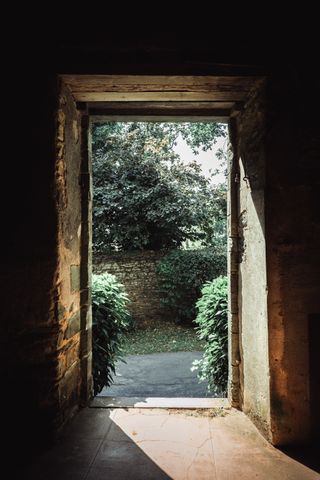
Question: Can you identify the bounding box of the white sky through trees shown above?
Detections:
[173,134,227,185]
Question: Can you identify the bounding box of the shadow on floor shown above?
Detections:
[279,441,320,474]
[15,408,172,480]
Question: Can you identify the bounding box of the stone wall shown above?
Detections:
[93,251,168,326]
[54,79,85,428]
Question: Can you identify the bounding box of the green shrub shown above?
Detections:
[192,276,228,395]
[92,273,132,395]
[157,248,226,324]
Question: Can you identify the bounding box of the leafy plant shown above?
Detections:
[92,273,133,395]
[157,249,226,324]
[192,276,228,395]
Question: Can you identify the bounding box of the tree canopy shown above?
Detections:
[92,122,227,253]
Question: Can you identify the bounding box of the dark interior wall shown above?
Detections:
[265,76,320,445]
[3,31,319,452]
[309,315,320,440]
[1,75,60,453]
[2,77,85,455]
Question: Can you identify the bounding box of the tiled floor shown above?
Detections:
[19,407,319,479]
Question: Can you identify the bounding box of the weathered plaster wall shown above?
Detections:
[93,251,167,326]
[235,84,271,440]
[265,77,320,444]
[234,76,320,446]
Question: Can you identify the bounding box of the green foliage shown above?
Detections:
[179,123,226,154]
[190,184,227,252]
[92,122,227,253]
[157,249,226,324]
[92,273,132,395]
[192,276,228,395]
[92,122,226,157]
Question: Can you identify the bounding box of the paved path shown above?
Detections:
[98,351,219,397]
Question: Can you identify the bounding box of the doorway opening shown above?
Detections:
[90,120,229,404]
[59,74,263,414]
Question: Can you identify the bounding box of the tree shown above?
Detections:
[92,122,227,253]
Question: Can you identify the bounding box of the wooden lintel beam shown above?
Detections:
[62,75,262,103]
[86,101,235,110]
[73,92,245,102]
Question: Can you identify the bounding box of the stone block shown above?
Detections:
[70,264,80,292]
[64,311,80,339]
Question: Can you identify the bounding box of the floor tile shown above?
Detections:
[61,406,115,439]
[208,410,319,480]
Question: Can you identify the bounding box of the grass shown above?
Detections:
[122,320,205,355]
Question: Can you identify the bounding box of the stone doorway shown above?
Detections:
[55,73,318,446]
[59,73,263,426]
[59,75,252,411]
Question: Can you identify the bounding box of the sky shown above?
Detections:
[173,134,228,185]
